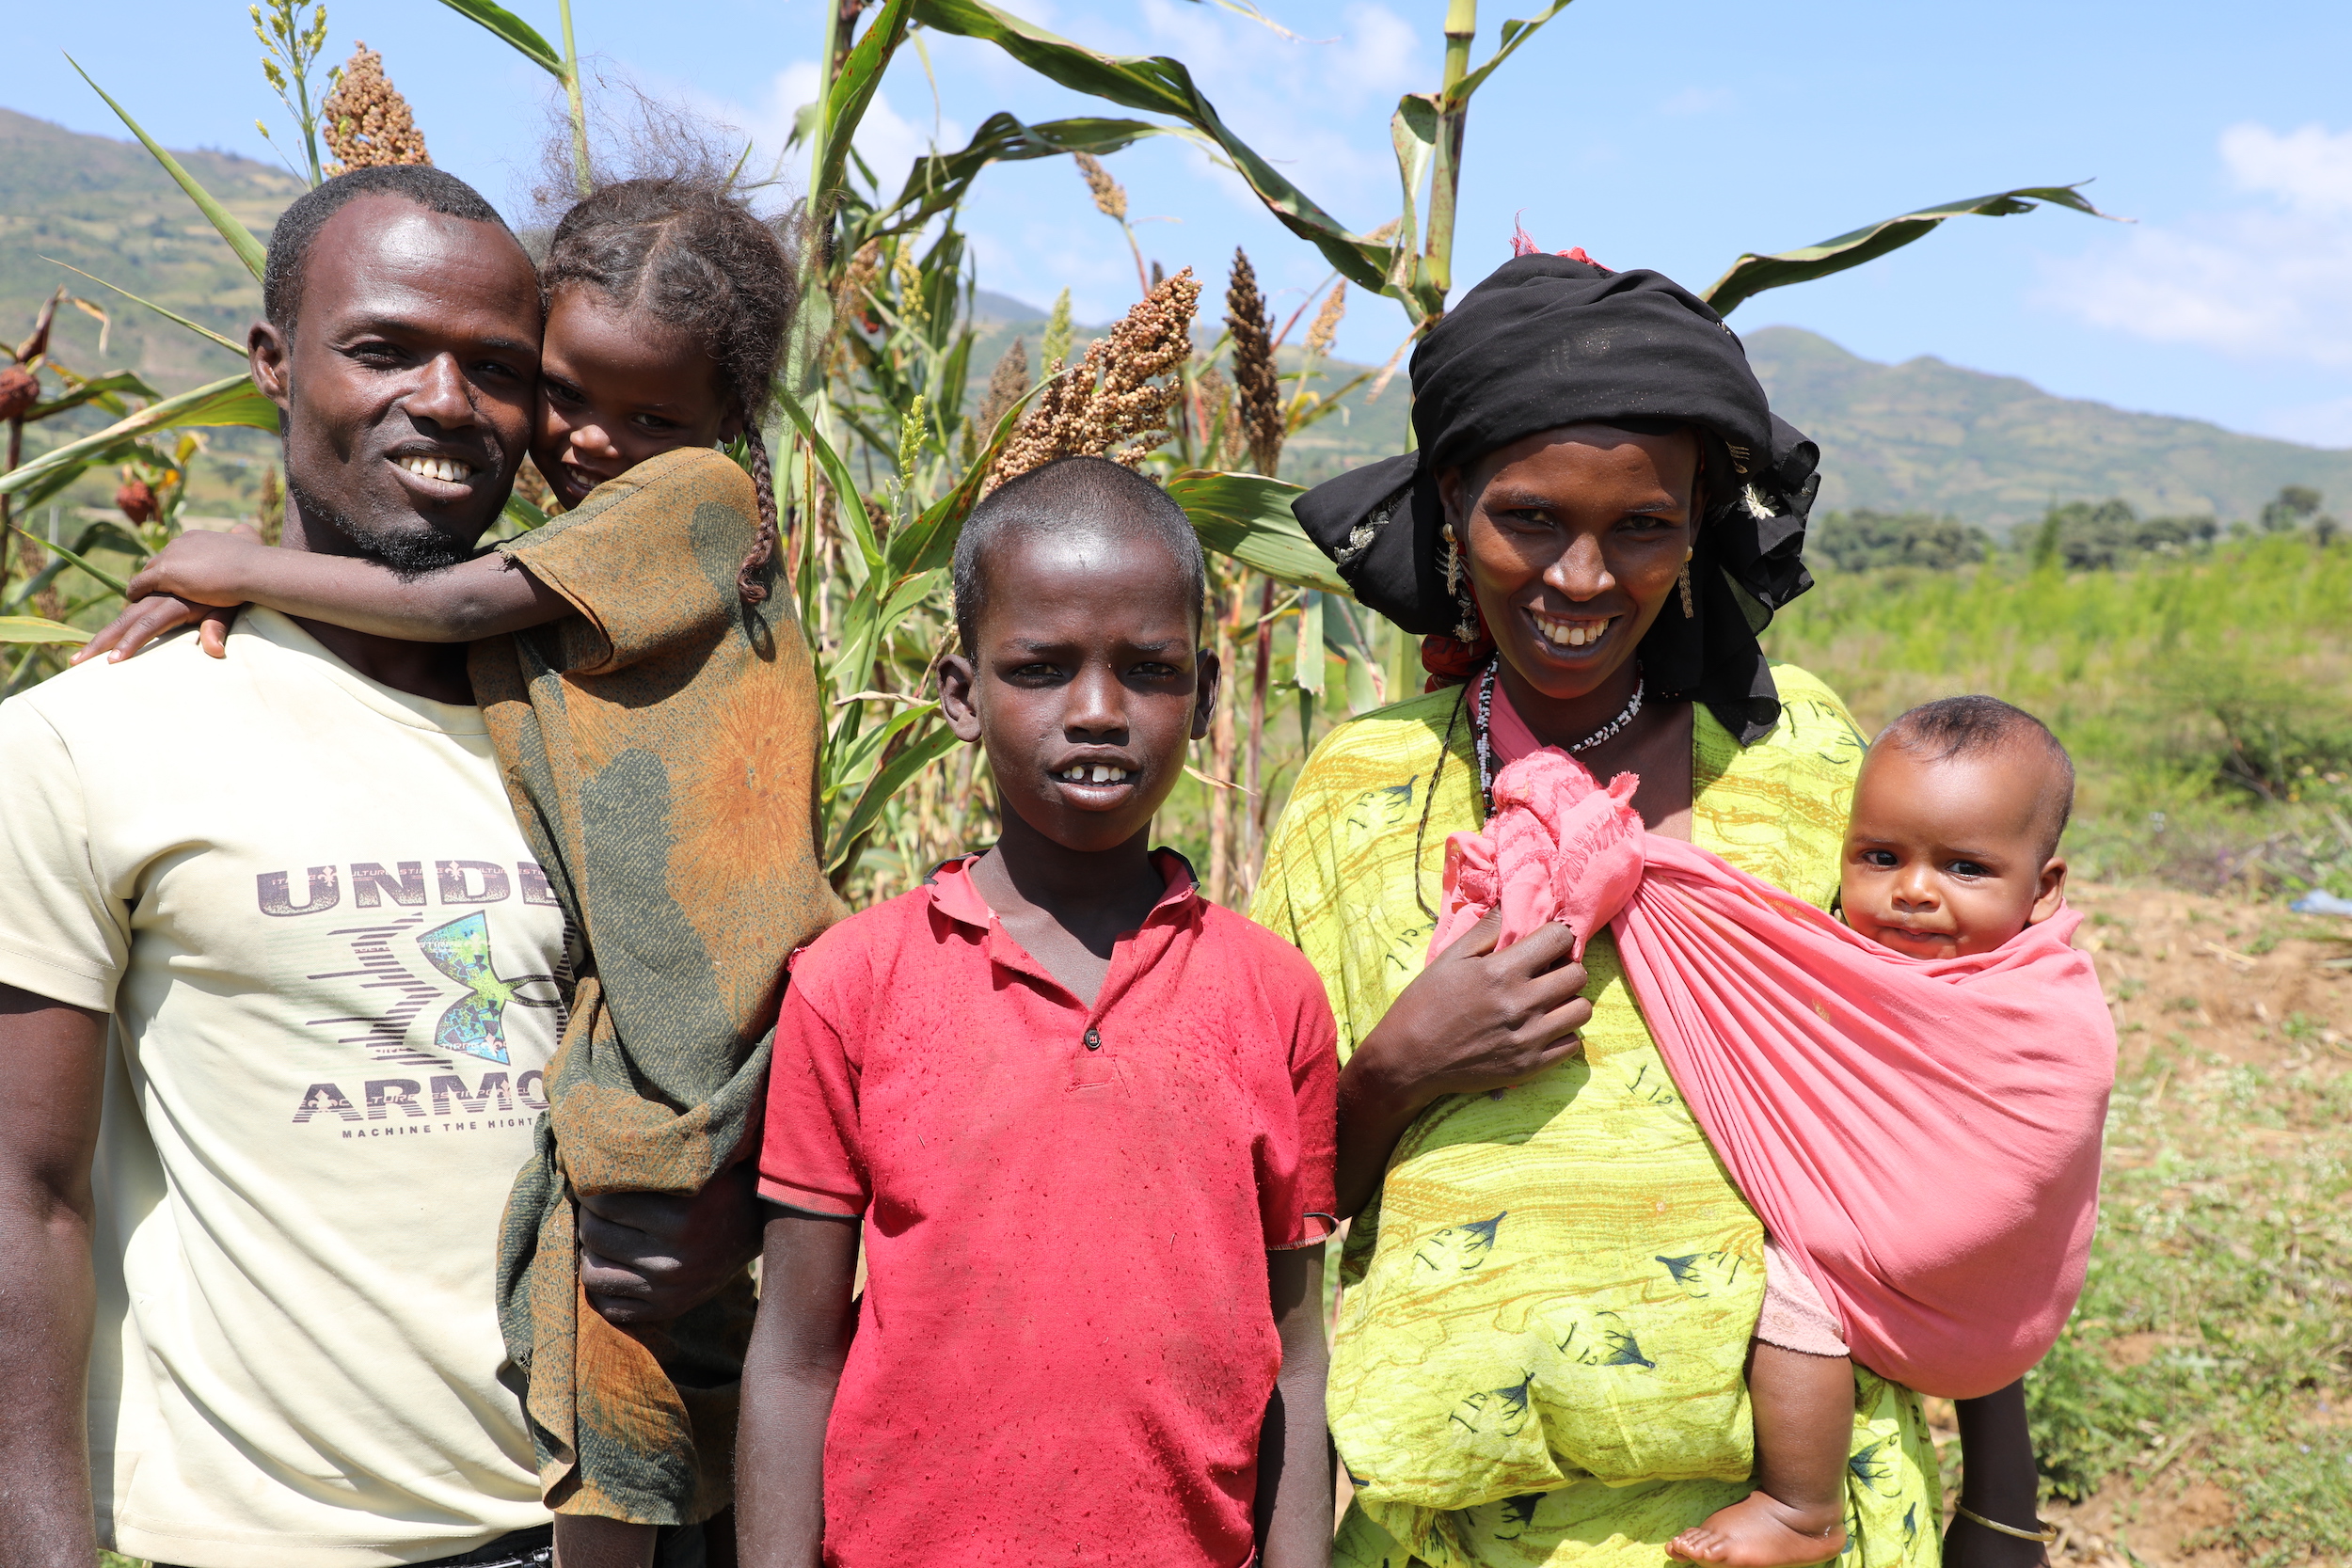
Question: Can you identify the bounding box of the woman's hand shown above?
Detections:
[1334,912,1594,1216]
[72,527,262,665]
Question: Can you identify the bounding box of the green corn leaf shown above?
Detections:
[500,492,548,532]
[8,526,129,597]
[825,715,962,875]
[1343,649,1379,715]
[774,384,882,573]
[912,0,1398,293]
[885,386,1037,579]
[858,112,1173,242]
[68,519,155,565]
[0,615,92,646]
[24,372,160,423]
[428,0,566,76]
[44,258,246,355]
[67,58,268,281]
[1448,0,1579,105]
[1295,590,1326,696]
[0,373,278,498]
[1705,184,2117,317]
[822,695,930,805]
[1165,469,1349,594]
[1387,94,1438,307]
[817,0,917,213]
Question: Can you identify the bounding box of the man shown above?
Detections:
[0,166,750,1568]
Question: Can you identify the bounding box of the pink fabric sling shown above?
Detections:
[1429,688,2116,1399]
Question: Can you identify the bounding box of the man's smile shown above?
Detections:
[393,453,476,484]
[385,445,491,503]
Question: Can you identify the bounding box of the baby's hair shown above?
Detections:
[951,456,1205,655]
[1875,695,2076,860]
[540,175,801,603]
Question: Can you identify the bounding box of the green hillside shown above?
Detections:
[1742,325,2352,533]
[0,107,294,520]
[0,106,291,393]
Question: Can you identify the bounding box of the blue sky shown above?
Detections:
[16,1,2352,447]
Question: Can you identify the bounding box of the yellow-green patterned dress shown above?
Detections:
[1250,665,1940,1568]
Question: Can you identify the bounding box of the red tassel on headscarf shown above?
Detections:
[1420,632,1494,691]
[1510,214,1609,271]
[1420,592,1494,690]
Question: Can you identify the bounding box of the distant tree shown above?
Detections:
[2132,513,2217,554]
[1809,509,1991,572]
[2259,484,2323,533]
[2042,499,2138,570]
[2317,513,2342,547]
[2018,499,2217,569]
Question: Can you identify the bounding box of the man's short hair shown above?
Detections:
[262,166,513,336]
[1875,694,2076,859]
[951,457,1207,654]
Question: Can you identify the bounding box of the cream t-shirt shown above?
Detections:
[0,608,567,1567]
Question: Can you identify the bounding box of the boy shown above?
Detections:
[736,457,1340,1568]
[1674,695,2077,1568]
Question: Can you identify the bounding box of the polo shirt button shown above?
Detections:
[1084,1028,1102,1051]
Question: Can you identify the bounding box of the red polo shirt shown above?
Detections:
[759,850,1339,1568]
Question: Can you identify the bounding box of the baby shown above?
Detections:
[1672,694,2075,1568]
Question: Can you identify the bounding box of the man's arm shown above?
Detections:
[1947,1379,2051,1568]
[735,1207,860,1568]
[0,984,108,1568]
[76,530,570,664]
[1256,1246,1333,1568]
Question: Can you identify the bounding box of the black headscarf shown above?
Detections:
[1293,254,1821,744]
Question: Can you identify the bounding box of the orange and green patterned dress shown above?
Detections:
[1252,664,1942,1568]
[472,447,840,1527]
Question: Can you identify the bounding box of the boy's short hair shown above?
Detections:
[951,457,1207,654]
[1875,695,2076,861]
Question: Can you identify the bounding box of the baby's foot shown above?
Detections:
[1666,1489,1847,1567]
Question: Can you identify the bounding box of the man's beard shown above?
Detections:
[284,469,479,579]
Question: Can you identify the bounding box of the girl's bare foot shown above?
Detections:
[1667,1489,1846,1567]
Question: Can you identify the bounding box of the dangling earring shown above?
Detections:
[1677,546,1695,619]
[1442,520,1479,641]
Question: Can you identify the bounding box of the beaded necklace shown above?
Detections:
[1471,657,1645,806]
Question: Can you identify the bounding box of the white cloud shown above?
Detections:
[1660,86,1736,117]
[1328,4,1425,103]
[2221,121,2352,214]
[2041,121,2352,367]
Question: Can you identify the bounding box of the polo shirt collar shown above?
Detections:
[924,848,1200,936]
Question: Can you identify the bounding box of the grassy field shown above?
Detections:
[1762,534,2352,902]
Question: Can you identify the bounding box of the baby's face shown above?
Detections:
[1840,744,2068,959]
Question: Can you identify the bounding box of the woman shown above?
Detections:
[1257,255,2037,1567]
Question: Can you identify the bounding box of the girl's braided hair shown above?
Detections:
[539,176,801,603]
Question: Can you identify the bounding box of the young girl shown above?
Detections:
[80,170,839,1568]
